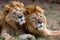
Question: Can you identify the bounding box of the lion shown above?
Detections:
[24,5,60,39]
[1,1,36,40]
[24,5,47,36]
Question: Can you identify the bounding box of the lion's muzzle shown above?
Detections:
[37,21,44,30]
[17,16,26,25]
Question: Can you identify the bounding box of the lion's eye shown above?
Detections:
[33,17,36,21]
[20,10,22,11]
[13,13,16,16]
[13,13,16,14]
[40,16,42,17]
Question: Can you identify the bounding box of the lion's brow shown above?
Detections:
[35,13,40,16]
[14,7,21,11]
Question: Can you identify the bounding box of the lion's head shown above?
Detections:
[1,1,26,37]
[24,5,47,36]
[25,5,46,30]
[6,7,25,25]
[4,1,25,25]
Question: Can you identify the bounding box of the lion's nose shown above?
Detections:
[38,21,42,24]
[18,16,23,18]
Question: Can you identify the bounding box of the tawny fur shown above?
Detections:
[1,1,36,40]
[1,1,25,34]
[24,5,60,38]
[1,1,25,40]
[1,1,25,32]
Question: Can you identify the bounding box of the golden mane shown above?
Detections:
[24,5,46,36]
[1,2,36,40]
[25,5,60,39]
[24,5,44,16]
[1,1,24,40]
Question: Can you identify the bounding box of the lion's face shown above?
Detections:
[7,6,25,25]
[27,12,46,31]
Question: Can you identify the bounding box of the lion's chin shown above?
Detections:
[17,17,26,25]
[19,20,25,25]
[37,27,43,30]
[37,23,44,30]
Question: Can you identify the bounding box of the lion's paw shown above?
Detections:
[1,33,15,40]
[19,34,36,40]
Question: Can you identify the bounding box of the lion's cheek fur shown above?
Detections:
[25,20,44,36]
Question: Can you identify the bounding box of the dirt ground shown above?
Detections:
[0,0,60,40]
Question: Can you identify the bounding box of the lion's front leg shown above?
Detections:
[1,27,15,40]
[19,34,36,40]
[1,33,15,40]
[27,34,36,40]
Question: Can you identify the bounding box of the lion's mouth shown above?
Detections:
[19,20,25,25]
[37,21,44,30]
[18,16,26,25]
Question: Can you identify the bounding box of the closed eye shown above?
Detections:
[13,13,16,16]
[13,13,16,14]
[33,17,36,21]
[20,10,23,12]
[40,16,42,17]
[20,10,22,11]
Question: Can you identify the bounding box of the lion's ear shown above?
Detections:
[24,9,29,16]
[24,7,32,16]
[4,5,11,15]
[24,5,36,16]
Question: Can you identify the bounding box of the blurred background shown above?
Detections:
[0,0,60,40]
